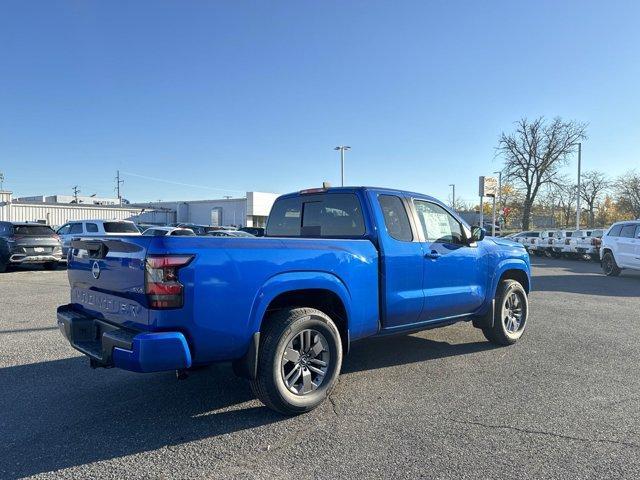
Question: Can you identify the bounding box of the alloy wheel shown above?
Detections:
[280,329,330,395]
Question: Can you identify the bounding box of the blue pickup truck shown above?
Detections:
[57,187,531,414]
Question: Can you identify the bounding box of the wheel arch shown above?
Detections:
[233,272,352,380]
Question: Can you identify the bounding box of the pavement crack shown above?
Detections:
[446,418,639,449]
[327,395,339,416]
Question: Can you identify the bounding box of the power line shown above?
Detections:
[120,171,245,193]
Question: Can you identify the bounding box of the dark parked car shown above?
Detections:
[175,223,220,235]
[239,227,265,237]
[0,222,64,272]
[208,230,255,237]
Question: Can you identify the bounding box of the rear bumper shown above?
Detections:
[56,304,192,373]
[9,253,64,264]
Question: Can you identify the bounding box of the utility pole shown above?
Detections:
[493,170,502,236]
[72,185,81,203]
[576,142,582,229]
[334,146,351,187]
[115,170,124,206]
[449,184,456,210]
[0,172,4,191]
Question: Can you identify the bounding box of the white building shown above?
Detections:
[132,191,279,228]
[0,191,173,226]
[16,194,121,206]
[1,190,279,229]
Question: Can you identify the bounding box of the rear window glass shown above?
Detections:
[530,232,540,237]
[620,224,637,238]
[379,195,413,242]
[267,193,365,238]
[607,225,622,237]
[103,222,139,233]
[13,225,55,236]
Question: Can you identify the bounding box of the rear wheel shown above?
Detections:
[602,252,621,276]
[481,280,529,346]
[250,307,343,415]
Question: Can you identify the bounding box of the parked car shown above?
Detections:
[527,231,555,256]
[574,229,604,260]
[0,222,64,272]
[57,186,531,415]
[142,227,196,237]
[135,223,158,233]
[239,227,265,237]
[175,223,220,235]
[57,220,140,255]
[208,230,255,237]
[550,230,574,258]
[600,221,640,276]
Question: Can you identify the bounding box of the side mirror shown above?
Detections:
[471,226,486,243]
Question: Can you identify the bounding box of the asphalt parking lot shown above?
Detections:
[1,259,639,479]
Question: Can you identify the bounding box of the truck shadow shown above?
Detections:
[0,334,489,478]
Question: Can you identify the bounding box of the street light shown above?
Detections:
[334,146,351,187]
[576,142,582,230]
[492,170,502,236]
[449,184,456,210]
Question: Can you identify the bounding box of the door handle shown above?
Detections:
[425,251,440,259]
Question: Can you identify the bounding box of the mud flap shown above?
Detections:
[232,332,260,380]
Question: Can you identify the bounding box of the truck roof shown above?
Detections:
[280,186,442,204]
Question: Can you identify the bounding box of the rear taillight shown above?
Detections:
[145,255,193,309]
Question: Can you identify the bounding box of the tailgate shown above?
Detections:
[67,237,153,329]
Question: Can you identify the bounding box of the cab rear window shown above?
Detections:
[103,222,139,233]
[267,193,365,238]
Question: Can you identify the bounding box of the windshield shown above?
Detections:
[103,222,139,233]
[13,225,55,236]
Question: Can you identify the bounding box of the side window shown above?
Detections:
[414,200,463,244]
[85,223,98,233]
[635,225,640,238]
[69,223,83,234]
[57,224,70,235]
[0,223,10,235]
[620,225,636,238]
[607,225,622,237]
[378,195,413,242]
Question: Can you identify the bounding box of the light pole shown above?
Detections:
[334,146,351,187]
[492,170,502,236]
[0,172,4,191]
[449,184,456,210]
[576,142,582,230]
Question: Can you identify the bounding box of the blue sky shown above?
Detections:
[1,0,639,203]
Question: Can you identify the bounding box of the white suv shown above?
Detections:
[57,220,141,255]
[600,221,640,276]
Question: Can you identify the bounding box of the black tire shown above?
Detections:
[602,252,621,276]
[481,280,529,346]
[43,262,58,271]
[0,260,6,273]
[250,307,343,415]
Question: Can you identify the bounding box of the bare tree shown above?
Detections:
[615,170,640,219]
[497,117,587,230]
[579,171,610,227]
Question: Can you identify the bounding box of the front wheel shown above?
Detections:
[250,307,343,415]
[602,252,621,276]
[482,280,529,346]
